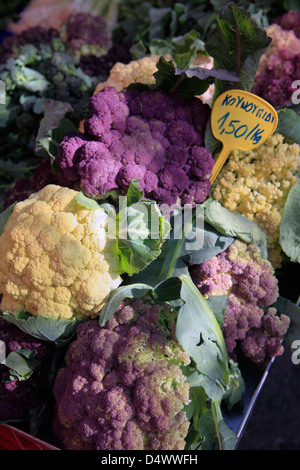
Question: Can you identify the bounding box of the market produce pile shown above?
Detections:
[1,0,300,452]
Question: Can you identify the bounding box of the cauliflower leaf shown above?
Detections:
[280,178,300,263]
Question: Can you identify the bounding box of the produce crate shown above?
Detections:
[0,424,60,450]
[0,355,274,451]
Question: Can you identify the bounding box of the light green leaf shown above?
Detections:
[4,349,40,381]
[117,182,170,276]
[1,311,81,343]
[280,179,300,263]
[35,99,75,157]
[175,274,229,397]
[203,198,268,258]
[99,283,153,326]
[277,108,300,145]
[75,192,100,210]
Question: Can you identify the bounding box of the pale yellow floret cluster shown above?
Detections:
[0,184,122,320]
[93,54,215,106]
[211,134,300,268]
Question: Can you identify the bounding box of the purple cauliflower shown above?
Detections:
[61,12,111,57]
[52,298,191,450]
[55,86,213,207]
[0,317,54,422]
[79,44,133,78]
[251,23,300,107]
[276,10,300,39]
[190,240,290,368]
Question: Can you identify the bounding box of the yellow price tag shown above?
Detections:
[210,90,278,183]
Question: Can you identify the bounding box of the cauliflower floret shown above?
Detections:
[0,184,122,320]
[52,298,191,450]
[190,240,290,368]
[211,134,300,268]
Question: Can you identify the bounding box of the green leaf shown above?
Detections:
[196,403,237,450]
[0,203,15,236]
[280,179,300,263]
[205,2,271,100]
[99,283,154,326]
[206,294,228,326]
[117,183,170,276]
[153,57,210,98]
[4,349,40,381]
[203,198,268,258]
[11,65,49,93]
[175,274,229,399]
[272,296,300,347]
[130,205,235,287]
[277,108,300,145]
[75,192,100,210]
[35,99,76,157]
[125,179,144,206]
[1,311,81,343]
[171,29,205,69]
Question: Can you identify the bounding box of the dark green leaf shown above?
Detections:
[0,203,15,236]
[205,2,271,100]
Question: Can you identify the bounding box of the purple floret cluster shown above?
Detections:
[52,298,191,450]
[251,19,300,107]
[0,26,60,63]
[276,10,300,39]
[55,86,213,207]
[0,317,54,422]
[61,12,111,56]
[190,240,290,368]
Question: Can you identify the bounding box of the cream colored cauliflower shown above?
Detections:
[0,185,122,320]
[211,133,300,268]
[93,53,215,106]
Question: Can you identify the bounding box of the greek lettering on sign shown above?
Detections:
[210,89,278,183]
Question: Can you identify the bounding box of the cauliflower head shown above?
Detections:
[0,184,122,320]
[56,86,213,207]
[251,23,300,106]
[190,240,290,368]
[211,133,300,268]
[52,297,191,450]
